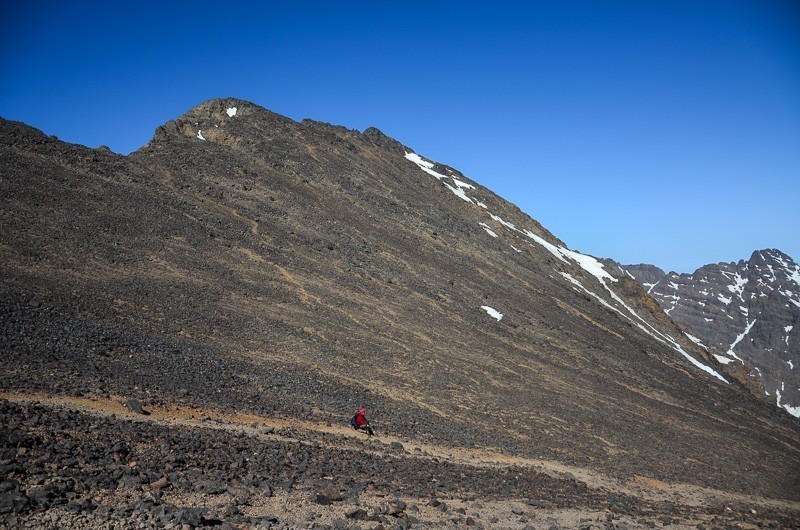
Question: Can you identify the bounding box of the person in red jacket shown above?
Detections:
[350,408,375,436]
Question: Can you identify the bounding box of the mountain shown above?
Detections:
[1,99,799,527]
[605,251,800,418]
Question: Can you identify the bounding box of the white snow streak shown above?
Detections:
[714,354,735,365]
[481,306,503,321]
[489,214,518,232]
[226,107,237,117]
[727,319,756,361]
[196,130,206,140]
[559,272,728,383]
[684,332,708,351]
[717,294,732,305]
[479,223,498,238]
[405,151,474,203]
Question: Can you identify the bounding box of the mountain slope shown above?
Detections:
[2,97,799,516]
[606,251,800,417]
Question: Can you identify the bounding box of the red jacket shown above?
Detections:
[354,409,368,427]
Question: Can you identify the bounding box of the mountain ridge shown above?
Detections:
[1,98,799,527]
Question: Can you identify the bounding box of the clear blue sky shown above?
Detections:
[2,1,798,273]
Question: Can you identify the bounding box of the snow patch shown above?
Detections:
[489,214,518,232]
[776,389,800,418]
[226,106,237,117]
[404,152,434,170]
[196,130,206,140]
[714,354,735,365]
[524,230,568,263]
[481,306,503,321]
[727,273,748,300]
[479,223,498,238]
[717,293,732,305]
[684,332,708,350]
[452,177,475,190]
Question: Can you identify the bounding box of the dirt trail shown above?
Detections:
[3,390,798,516]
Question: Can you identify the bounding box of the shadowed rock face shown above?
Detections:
[607,251,800,416]
[1,98,799,508]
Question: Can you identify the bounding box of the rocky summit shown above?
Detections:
[1,98,799,529]
[605,250,800,418]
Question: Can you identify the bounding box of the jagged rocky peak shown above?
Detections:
[608,249,800,418]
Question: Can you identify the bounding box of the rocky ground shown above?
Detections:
[2,395,799,530]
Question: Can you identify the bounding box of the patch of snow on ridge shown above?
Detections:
[479,223,498,238]
[197,130,206,140]
[444,182,473,203]
[714,354,735,365]
[776,389,800,418]
[226,106,237,117]
[404,151,434,170]
[560,248,616,284]
[489,214,518,232]
[523,230,568,263]
[481,306,503,321]
[405,151,474,203]
[452,177,475,189]
[717,293,732,305]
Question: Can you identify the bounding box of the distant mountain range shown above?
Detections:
[604,250,799,417]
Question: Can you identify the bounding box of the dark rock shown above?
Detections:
[311,492,331,505]
[0,481,18,494]
[27,485,57,508]
[174,507,208,526]
[345,507,367,520]
[0,491,29,514]
[386,499,406,516]
[125,399,149,415]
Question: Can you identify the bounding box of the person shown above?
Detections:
[350,408,375,436]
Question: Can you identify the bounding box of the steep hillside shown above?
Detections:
[606,251,800,417]
[2,99,799,527]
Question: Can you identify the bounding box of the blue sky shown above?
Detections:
[2,1,798,272]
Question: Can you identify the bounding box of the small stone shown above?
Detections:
[311,493,331,506]
[148,477,169,490]
[126,399,150,415]
[345,507,367,520]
